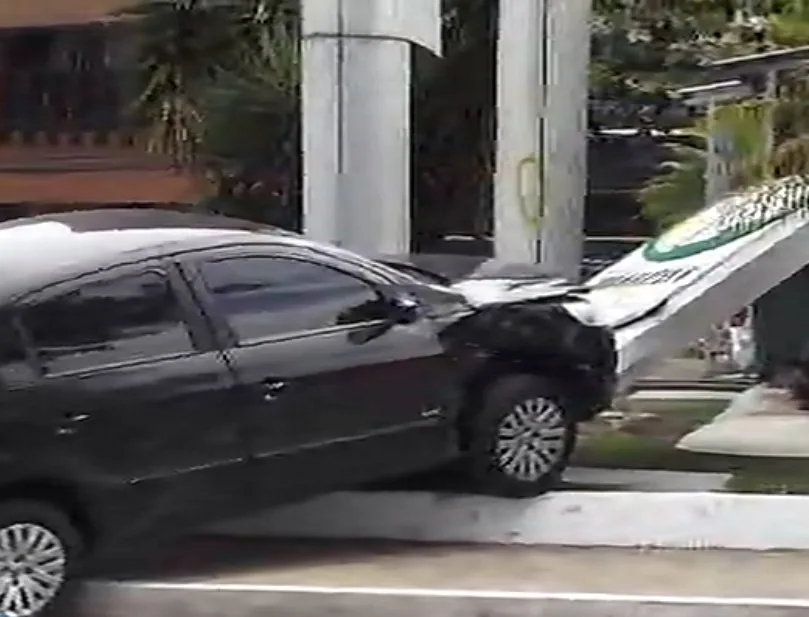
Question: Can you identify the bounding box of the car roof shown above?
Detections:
[0,208,307,301]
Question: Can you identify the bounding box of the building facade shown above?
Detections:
[0,1,196,220]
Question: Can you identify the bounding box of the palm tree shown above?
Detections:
[122,0,246,165]
[124,0,296,166]
[640,91,809,231]
[639,142,707,230]
[197,2,301,224]
[638,0,809,231]
[123,0,300,226]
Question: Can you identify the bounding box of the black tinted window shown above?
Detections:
[0,317,35,386]
[200,256,382,342]
[22,270,193,375]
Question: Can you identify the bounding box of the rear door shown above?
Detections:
[180,245,456,500]
[3,260,251,529]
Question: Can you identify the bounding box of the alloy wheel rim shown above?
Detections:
[0,523,66,617]
[494,396,567,482]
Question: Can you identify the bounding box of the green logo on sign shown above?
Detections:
[643,183,805,262]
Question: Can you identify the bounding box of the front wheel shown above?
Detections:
[465,374,578,498]
[0,500,83,617]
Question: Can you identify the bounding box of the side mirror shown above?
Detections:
[387,294,421,324]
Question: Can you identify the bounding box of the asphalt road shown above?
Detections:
[94,535,809,599]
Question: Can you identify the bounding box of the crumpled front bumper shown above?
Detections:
[566,322,618,420]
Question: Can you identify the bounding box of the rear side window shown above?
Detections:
[20,270,194,376]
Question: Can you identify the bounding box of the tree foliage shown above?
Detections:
[125,0,300,222]
[631,0,809,229]
[123,0,245,164]
[125,0,809,234]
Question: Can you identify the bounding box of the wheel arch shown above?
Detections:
[444,302,615,441]
[454,350,585,451]
[0,477,97,554]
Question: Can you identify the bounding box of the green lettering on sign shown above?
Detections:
[643,184,806,262]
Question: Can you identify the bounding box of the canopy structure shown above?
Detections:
[588,178,809,388]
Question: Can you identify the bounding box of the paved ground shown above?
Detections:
[641,357,711,382]
[97,536,809,599]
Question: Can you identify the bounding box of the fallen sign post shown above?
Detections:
[584,177,809,394]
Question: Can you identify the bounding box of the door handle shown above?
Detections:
[56,413,90,436]
[262,381,287,402]
[64,413,90,424]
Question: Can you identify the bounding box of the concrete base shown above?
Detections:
[212,490,809,550]
[677,385,809,456]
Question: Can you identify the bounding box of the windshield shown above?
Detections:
[375,260,452,286]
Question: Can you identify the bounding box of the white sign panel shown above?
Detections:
[584,178,809,389]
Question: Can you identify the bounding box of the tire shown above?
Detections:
[465,374,577,498]
[0,500,84,617]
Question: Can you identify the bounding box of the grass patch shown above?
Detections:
[573,398,809,494]
[573,431,731,472]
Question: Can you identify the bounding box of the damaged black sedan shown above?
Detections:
[0,209,616,615]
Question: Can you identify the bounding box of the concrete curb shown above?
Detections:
[76,582,809,617]
[213,490,809,550]
[630,388,738,401]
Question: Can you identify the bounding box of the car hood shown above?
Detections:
[449,276,600,326]
[377,254,602,325]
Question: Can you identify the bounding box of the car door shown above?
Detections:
[181,246,457,501]
[7,260,250,531]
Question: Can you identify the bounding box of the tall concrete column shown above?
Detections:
[538,0,591,281]
[493,0,543,263]
[300,0,441,255]
[494,0,591,279]
[300,0,341,246]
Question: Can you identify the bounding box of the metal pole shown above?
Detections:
[705,97,720,206]
[763,69,777,165]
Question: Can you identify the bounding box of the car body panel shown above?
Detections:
[0,209,617,554]
[176,243,458,505]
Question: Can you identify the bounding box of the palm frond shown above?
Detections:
[639,143,707,230]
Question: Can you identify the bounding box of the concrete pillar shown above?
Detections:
[300,0,342,247]
[300,0,441,255]
[494,0,591,279]
[538,0,591,280]
[493,0,543,263]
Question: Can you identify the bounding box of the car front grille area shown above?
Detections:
[565,318,618,378]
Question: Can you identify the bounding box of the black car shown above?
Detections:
[0,209,616,616]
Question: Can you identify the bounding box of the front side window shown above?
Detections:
[21,269,193,375]
[200,256,383,342]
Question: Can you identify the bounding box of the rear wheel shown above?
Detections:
[0,500,83,617]
[465,374,577,498]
